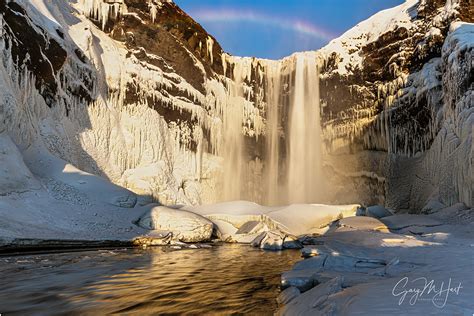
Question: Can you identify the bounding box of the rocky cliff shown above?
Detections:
[0,0,472,211]
[318,0,473,210]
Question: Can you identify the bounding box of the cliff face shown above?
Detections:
[0,0,472,210]
[317,0,473,210]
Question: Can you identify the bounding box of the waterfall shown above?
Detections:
[264,62,282,205]
[220,53,322,205]
[263,52,323,205]
[286,52,322,203]
[221,60,248,201]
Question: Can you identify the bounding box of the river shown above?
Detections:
[0,244,301,315]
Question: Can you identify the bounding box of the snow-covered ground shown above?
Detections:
[277,207,474,315]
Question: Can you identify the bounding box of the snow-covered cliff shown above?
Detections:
[0,0,472,212]
[317,0,473,210]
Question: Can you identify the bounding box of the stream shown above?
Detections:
[0,244,301,315]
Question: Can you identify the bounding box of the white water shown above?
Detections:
[220,53,323,205]
[286,53,323,203]
[264,62,282,205]
[221,60,248,201]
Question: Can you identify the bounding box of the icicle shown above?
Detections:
[206,36,214,65]
[149,0,158,23]
[221,53,227,77]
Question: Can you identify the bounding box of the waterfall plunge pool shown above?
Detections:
[0,244,301,314]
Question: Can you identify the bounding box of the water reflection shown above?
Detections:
[0,244,300,315]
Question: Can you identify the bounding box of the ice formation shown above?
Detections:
[0,0,471,210]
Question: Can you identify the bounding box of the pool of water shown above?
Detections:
[0,244,301,315]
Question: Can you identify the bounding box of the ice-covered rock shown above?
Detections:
[277,277,343,315]
[301,246,321,258]
[236,221,264,234]
[266,204,359,235]
[259,230,285,250]
[281,269,320,292]
[338,216,388,231]
[136,205,214,242]
[380,214,443,230]
[293,255,328,270]
[365,205,393,218]
[0,133,41,195]
[282,235,303,249]
[277,286,300,305]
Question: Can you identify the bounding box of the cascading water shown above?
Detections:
[221,59,253,201]
[286,52,323,203]
[219,52,323,205]
[264,62,282,205]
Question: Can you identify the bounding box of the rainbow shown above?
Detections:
[190,9,337,41]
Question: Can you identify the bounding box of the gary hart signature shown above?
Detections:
[392,277,463,308]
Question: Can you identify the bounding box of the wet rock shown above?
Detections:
[277,286,300,305]
[136,205,213,242]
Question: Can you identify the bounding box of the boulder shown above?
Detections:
[136,205,213,242]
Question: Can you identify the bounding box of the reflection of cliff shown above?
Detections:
[0,0,471,210]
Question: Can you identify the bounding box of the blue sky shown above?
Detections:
[174,0,403,59]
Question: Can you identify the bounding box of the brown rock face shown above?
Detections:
[317,0,472,208]
[0,1,66,107]
[0,0,94,114]
[102,0,225,93]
